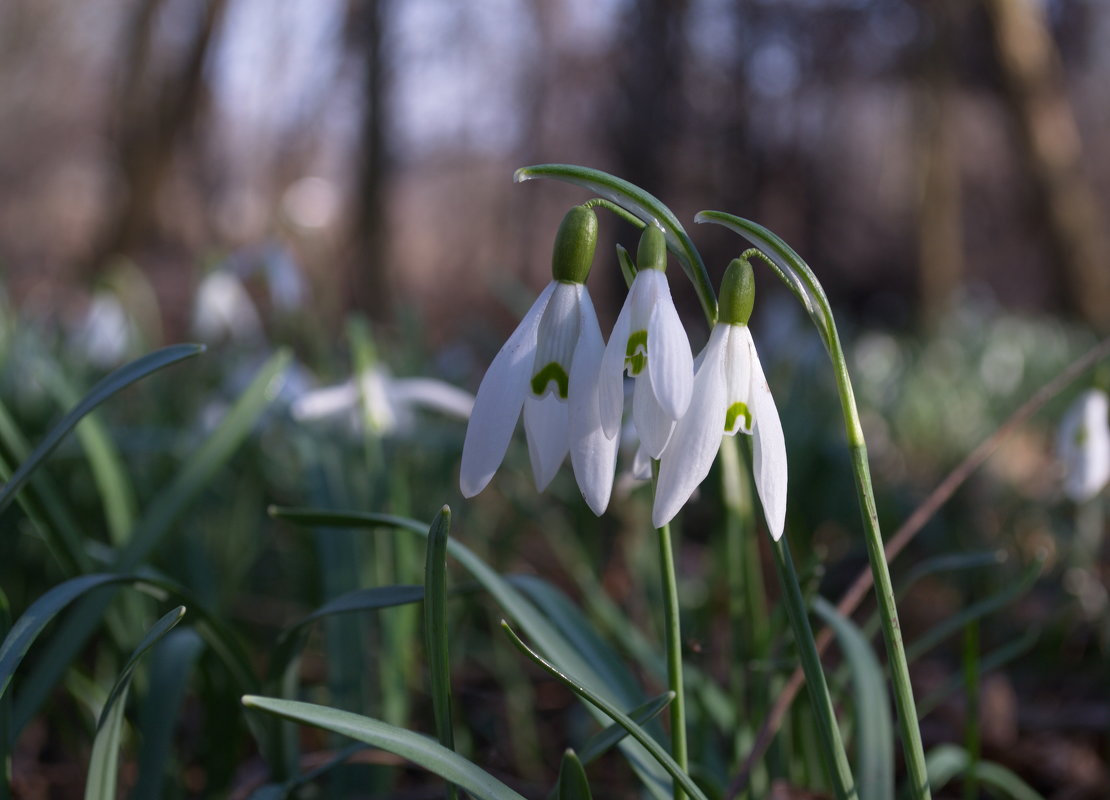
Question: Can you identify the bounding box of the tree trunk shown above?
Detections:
[984,0,1110,331]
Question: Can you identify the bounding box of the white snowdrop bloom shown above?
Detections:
[191,270,263,343]
[1057,388,1110,502]
[291,367,473,437]
[460,207,618,514]
[654,258,787,538]
[71,291,139,368]
[598,225,694,458]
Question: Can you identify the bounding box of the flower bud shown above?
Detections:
[636,224,667,272]
[551,206,598,284]
[718,257,755,326]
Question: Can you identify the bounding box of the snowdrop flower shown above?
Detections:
[460,207,618,514]
[191,270,264,343]
[1057,388,1110,502]
[599,225,694,458]
[654,258,787,538]
[292,366,474,436]
[70,291,139,368]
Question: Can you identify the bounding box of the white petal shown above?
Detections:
[652,324,729,528]
[644,272,694,419]
[1058,389,1110,501]
[291,380,359,421]
[524,393,570,491]
[389,378,475,420]
[748,334,788,540]
[723,327,753,434]
[459,282,555,497]
[631,444,652,481]
[569,290,618,514]
[599,294,633,439]
[633,376,676,459]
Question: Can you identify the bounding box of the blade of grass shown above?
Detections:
[925,745,1045,800]
[0,344,203,515]
[557,749,593,800]
[812,598,894,800]
[12,351,289,733]
[132,627,205,799]
[271,506,674,800]
[424,506,457,800]
[500,621,709,800]
[577,693,674,766]
[84,606,186,800]
[242,696,530,800]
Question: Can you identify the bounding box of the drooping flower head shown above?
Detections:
[599,225,694,459]
[1057,388,1110,503]
[460,206,618,514]
[654,257,787,538]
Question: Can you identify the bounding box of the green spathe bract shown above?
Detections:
[718,257,755,326]
[552,206,599,284]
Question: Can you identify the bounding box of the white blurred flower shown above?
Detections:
[191,271,263,343]
[1057,388,1110,502]
[292,366,473,437]
[70,291,139,368]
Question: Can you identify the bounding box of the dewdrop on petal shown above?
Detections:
[460,207,618,514]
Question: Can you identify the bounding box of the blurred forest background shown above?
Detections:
[2,0,1108,342]
[2,1,1110,798]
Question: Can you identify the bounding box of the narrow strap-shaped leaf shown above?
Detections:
[515,164,717,325]
[12,351,289,733]
[84,606,186,800]
[576,692,673,766]
[906,557,1044,662]
[924,745,1044,800]
[0,588,10,800]
[557,749,593,800]
[812,598,894,800]
[241,696,529,800]
[424,505,457,800]
[500,622,709,800]
[132,628,205,799]
[270,506,673,800]
[0,344,203,515]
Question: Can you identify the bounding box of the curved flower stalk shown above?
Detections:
[654,258,786,537]
[1057,388,1110,502]
[459,207,618,514]
[599,226,694,458]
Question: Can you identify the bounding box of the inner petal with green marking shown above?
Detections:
[624,330,648,376]
[724,401,752,434]
[531,361,570,399]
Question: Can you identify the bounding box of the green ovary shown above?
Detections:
[531,362,570,399]
[625,330,648,376]
[724,401,751,433]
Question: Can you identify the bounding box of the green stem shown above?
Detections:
[698,213,933,800]
[962,619,980,800]
[770,538,857,800]
[652,463,689,800]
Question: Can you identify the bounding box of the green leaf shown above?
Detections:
[812,598,894,800]
[40,366,138,546]
[906,557,1044,663]
[925,744,1044,800]
[515,164,717,324]
[242,696,529,800]
[270,506,673,800]
[424,506,457,778]
[576,692,673,766]
[557,749,593,800]
[0,574,141,700]
[0,344,203,516]
[500,621,709,800]
[13,351,289,733]
[84,606,186,800]
[132,628,205,799]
